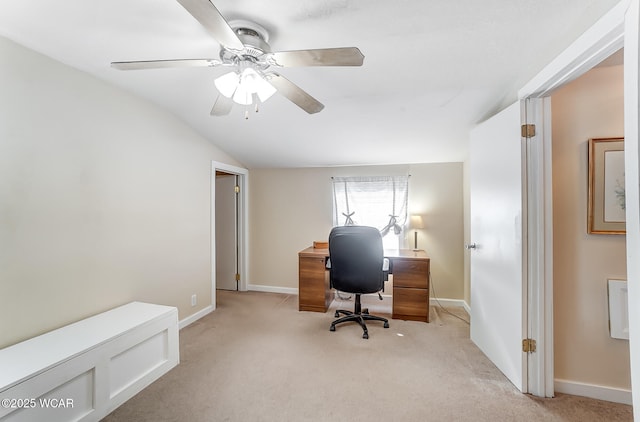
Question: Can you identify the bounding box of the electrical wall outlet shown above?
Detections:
[191,294,197,307]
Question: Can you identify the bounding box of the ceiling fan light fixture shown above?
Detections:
[216,67,277,106]
[214,71,240,98]
[111,1,363,116]
[251,72,277,102]
[232,84,253,105]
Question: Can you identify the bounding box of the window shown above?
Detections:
[332,176,409,249]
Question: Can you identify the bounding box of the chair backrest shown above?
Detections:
[328,226,385,294]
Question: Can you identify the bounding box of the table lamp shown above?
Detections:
[410,215,424,250]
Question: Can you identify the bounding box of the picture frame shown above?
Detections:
[588,137,626,234]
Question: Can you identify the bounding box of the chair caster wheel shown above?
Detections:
[330,325,336,332]
[362,332,369,339]
[334,311,340,318]
[384,322,390,328]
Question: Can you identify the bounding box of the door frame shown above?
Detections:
[517,0,631,399]
[519,96,552,397]
[211,161,249,309]
[623,0,640,411]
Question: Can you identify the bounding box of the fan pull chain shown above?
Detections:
[244,92,250,119]
[244,95,261,120]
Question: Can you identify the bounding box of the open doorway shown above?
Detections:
[211,162,248,309]
[548,49,631,403]
[215,171,239,291]
[515,0,637,401]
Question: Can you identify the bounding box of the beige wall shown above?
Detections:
[0,37,243,348]
[248,163,464,299]
[551,64,630,389]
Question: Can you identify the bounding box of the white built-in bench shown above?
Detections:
[0,302,179,422]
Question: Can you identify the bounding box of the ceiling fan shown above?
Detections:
[111,0,364,117]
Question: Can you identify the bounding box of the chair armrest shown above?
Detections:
[383,258,390,282]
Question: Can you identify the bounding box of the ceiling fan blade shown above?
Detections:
[111,59,221,70]
[267,73,324,114]
[176,0,244,50]
[268,47,364,67]
[211,95,234,116]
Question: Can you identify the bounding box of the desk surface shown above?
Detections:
[298,247,428,261]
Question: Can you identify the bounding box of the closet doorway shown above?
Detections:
[212,162,248,308]
[548,49,631,402]
[215,171,239,291]
[517,1,634,397]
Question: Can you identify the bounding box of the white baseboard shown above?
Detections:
[244,286,470,315]
[179,305,214,330]
[430,297,469,312]
[179,285,301,329]
[247,284,298,295]
[554,379,632,405]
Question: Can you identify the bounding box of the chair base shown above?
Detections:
[329,294,389,339]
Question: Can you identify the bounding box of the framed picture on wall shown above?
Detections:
[588,137,625,234]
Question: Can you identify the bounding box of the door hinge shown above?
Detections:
[521,124,536,138]
[522,338,537,353]
[235,273,240,281]
[234,185,240,193]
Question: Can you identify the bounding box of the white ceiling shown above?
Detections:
[0,0,622,168]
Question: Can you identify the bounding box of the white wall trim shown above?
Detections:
[462,300,471,316]
[245,285,471,311]
[247,284,299,295]
[554,379,632,405]
[212,162,249,176]
[430,297,469,311]
[623,0,640,411]
[178,305,214,330]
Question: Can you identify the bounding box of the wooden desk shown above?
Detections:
[298,247,333,313]
[297,247,431,322]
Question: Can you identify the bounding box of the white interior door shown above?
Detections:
[623,0,640,411]
[469,101,527,392]
[215,174,238,291]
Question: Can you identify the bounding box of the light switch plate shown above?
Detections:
[608,279,629,340]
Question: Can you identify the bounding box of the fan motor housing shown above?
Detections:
[224,20,272,59]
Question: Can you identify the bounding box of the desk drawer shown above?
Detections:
[393,287,429,322]
[392,259,429,289]
[298,256,332,312]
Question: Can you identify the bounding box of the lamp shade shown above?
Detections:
[410,215,424,229]
[214,71,240,98]
[214,68,277,106]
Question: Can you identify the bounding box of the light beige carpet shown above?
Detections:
[103,291,633,421]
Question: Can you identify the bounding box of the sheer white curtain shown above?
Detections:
[332,176,409,249]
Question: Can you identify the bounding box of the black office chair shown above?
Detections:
[328,225,390,339]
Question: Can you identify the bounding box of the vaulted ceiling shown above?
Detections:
[0,0,622,168]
